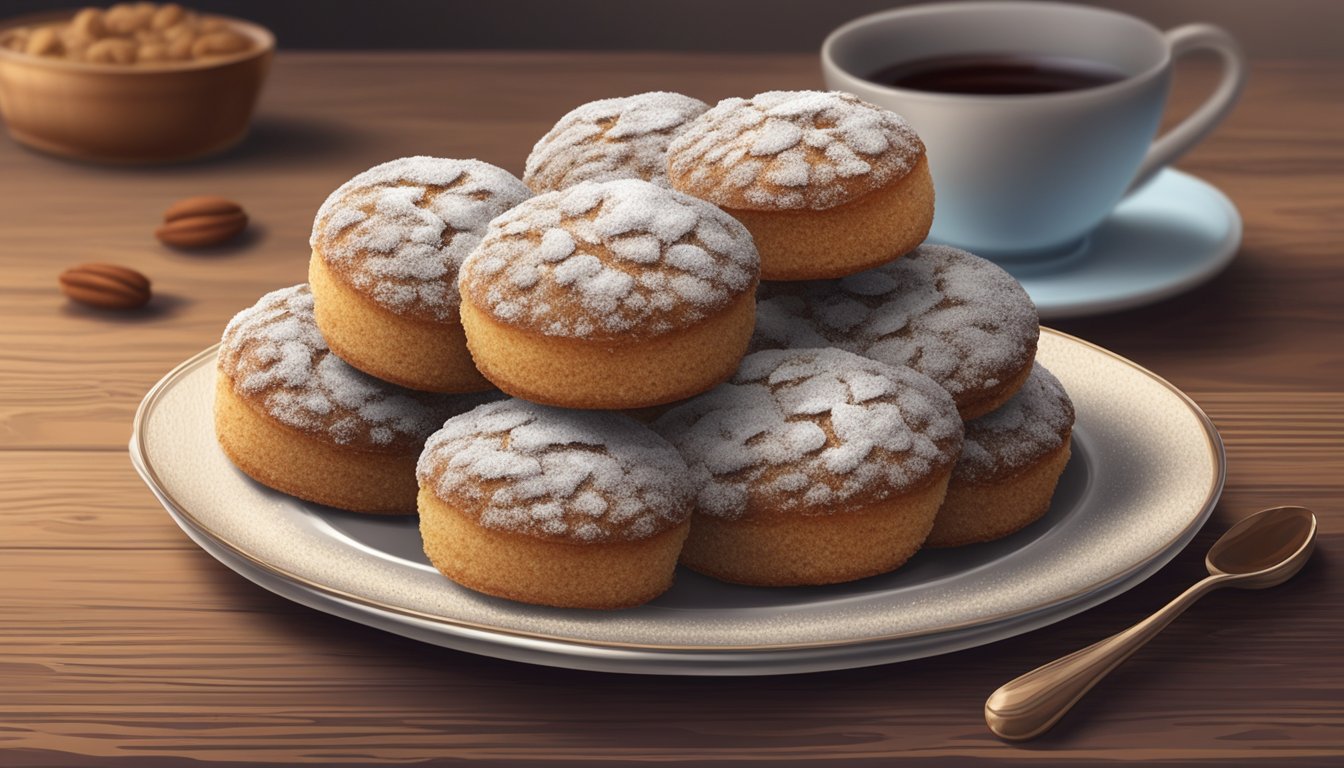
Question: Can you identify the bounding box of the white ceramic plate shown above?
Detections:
[130,328,1224,675]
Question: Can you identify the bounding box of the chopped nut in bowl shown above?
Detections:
[0,3,273,163]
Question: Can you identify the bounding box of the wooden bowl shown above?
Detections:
[0,12,273,164]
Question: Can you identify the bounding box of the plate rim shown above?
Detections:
[142,495,1207,676]
[131,327,1225,654]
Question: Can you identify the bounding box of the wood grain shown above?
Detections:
[0,53,1341,766]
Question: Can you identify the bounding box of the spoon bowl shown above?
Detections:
[1206,505,1317,588]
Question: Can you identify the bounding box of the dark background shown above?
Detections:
[2,0,1341,57]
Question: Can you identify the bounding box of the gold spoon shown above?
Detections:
[985,505,1317,742]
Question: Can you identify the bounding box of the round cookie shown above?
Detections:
[215,284,495,514]
[927,363,1075,547]
[524,91,710,192]
[459,178,760,410]
[416,399,692,609]
[653,347,963,586]
[753,243,1039,420]
[666,90,932,280]
[309,156,531,393]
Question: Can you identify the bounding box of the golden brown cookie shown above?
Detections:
[654,347,963,586]
[524,91,709,192]
[459,178,759,409]
[309,156,530,393]
[667,90,931,280]
[753,244,1039,420]
[927,363,1075,547]
[215,284,495,514]
[416,399,692,609]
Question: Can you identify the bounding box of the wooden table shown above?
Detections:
[1,53,1340,767]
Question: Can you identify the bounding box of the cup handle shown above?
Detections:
[1127,23,1247,193]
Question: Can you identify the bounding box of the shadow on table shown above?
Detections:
[59,291,193,322]
[1052,245,1290,361]
[151,220,270,260]
[9,114,368,173]
[207,114,369,168]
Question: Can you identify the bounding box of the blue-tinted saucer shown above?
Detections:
[935,169,1242,320]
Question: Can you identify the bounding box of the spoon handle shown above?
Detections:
[985,574,1232,741]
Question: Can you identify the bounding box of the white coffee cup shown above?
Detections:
[822,1,1246,259]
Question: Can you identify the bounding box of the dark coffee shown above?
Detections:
[867,54,1127,95]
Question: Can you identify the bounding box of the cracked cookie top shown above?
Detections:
[460,178,758,340]
[956,364,1074,485]
[667,90,924,211]
[418,398,691,542]
[219,284,495,451]
[753,244,1039,413]
[654,347,962,520]
[311,156,531,322]
[524,91,710,192]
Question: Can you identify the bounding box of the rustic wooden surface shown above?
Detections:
[0,53,1340,767]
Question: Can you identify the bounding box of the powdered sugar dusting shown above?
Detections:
[417,399,691,541]
[667,90,923,211]
[461,179,759,339]
[219,285,495,449]
[525,92,710,192]
[653,348,962,520]
[753,245,1039,409]
[956,364,1074,484]
[311,157,531,321]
